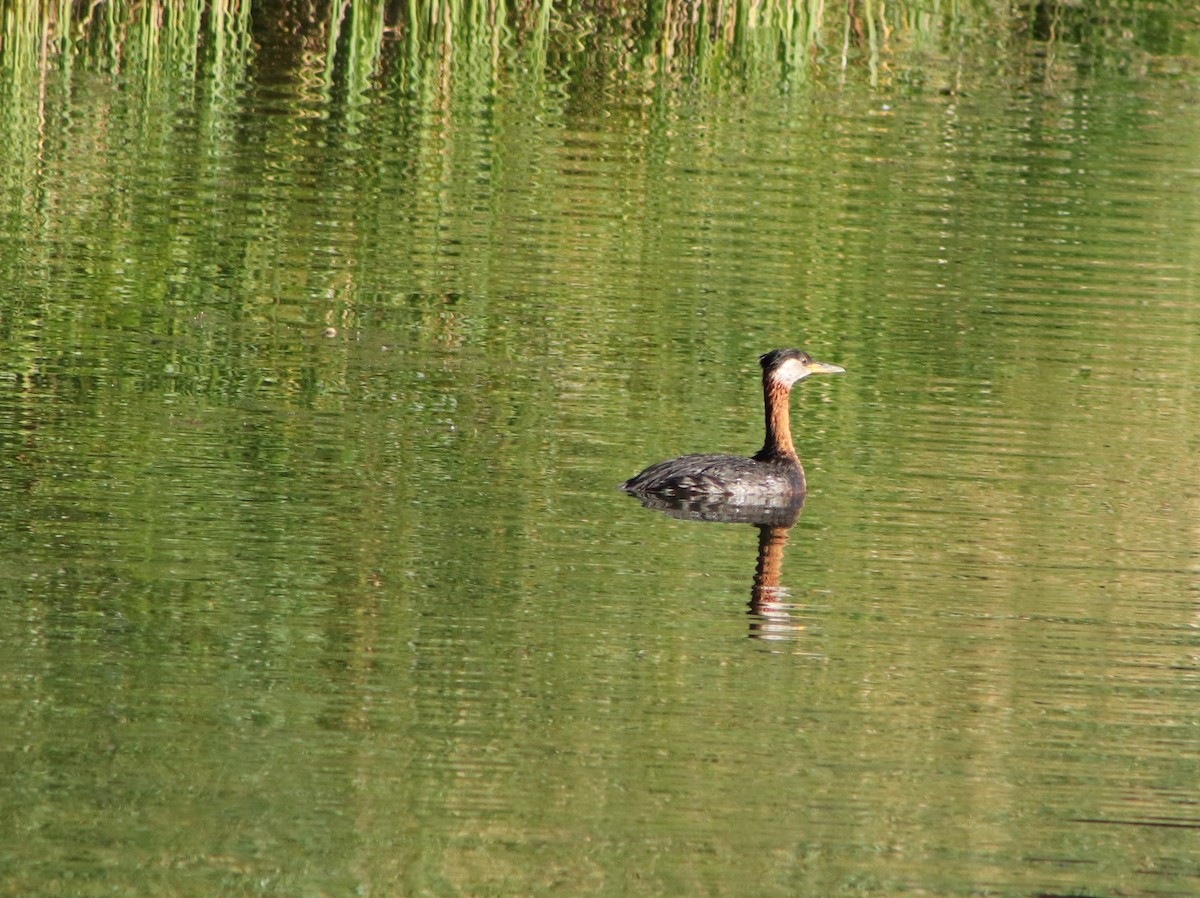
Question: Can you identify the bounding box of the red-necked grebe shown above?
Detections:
[622,348,844,500]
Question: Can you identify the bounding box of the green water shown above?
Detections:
[2,12,1200,898]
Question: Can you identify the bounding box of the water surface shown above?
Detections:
[2,20,1200,898]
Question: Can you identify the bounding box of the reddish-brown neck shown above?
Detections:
[756,375,797,461]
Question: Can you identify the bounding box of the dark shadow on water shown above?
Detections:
[624,492,809,646]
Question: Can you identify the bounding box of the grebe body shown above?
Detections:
[622,348,843,501]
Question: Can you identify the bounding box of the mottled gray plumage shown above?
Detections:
[621,452,805,500]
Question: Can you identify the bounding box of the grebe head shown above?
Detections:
[759,348,846,388]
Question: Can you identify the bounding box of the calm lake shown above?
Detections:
[2,7,1199,897]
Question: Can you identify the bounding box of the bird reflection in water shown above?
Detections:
[624,492,811,646]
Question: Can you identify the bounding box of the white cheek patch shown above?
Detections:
[772,359,811,387]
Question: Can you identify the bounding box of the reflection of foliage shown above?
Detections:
[0,0,1196,406]
[2,0,1194,95]
[0,0,1196,460]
